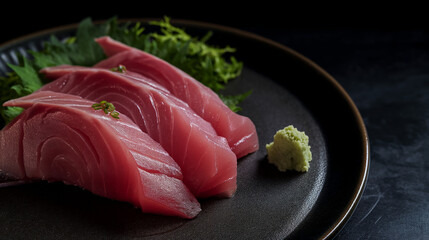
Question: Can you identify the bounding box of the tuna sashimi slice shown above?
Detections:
[1,91,201,218]
[40,64,169,93]
[93,36,259,159]
[38,68,237,198]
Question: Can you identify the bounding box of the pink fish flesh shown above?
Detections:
[1,91,201,219]
[38,68,237,198]
[93,36,259,159]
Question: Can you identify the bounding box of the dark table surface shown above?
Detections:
[0,5,427,240]
[266,28,428,240]
[242,22,429,240]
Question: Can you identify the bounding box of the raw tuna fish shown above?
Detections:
[93,36,259,158]
[38,68,237,198]
[1,91,201,219]
[41,64,166,92]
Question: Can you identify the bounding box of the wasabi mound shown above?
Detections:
[266,125,312,172]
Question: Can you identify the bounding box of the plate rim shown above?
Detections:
[0,18,370,239]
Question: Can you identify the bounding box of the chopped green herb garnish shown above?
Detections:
[92,101,120,119]
[110,111,120,119]
[110,65,127,73]
[0,16,249,129]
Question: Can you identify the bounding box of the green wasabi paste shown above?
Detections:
[266,125,312,172]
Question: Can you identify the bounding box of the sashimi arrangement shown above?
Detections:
[1,91,201,218]
[94,37,259,159]
[0,17,259,219]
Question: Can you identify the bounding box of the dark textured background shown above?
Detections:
[1,3,428,239]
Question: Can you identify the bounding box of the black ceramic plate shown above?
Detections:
[0,19,369,239]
